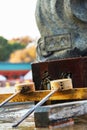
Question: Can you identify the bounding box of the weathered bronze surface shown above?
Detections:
[35,0,87,61]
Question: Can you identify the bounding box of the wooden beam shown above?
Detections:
[34,100,87,128]
[0,88,87,103]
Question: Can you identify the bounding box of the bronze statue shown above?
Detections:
[35,0,87,61]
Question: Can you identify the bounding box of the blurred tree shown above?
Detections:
[9,43,36,63]
[10,42,26,52]
[0,36,10,61]
[9,36,33,45]
[0,36,26,61]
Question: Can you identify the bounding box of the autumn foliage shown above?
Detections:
[9,43,37,63]
[0,35,37,62]
[9,36,32,45]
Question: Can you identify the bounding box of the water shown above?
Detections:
[0,102,35,130]
[0,87,87,130]
[0,87,35,130]
[0,102,87,130]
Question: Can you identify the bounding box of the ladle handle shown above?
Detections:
[12,88,58,128]
[0,91,19,108]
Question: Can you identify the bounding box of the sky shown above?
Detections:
[0,0,40,40]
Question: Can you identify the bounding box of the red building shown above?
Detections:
[0,62,31,79]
